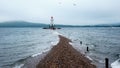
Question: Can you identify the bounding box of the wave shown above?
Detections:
[31,49,50,58]
[111,59,120,68]
[12,48,56,68]
[12,31,60,68]
[11,56,31,68]
[13,64,24,68]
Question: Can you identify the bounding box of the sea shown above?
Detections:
[0,27,120,68]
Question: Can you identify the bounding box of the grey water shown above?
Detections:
[57,27,120,68]
[0,27,120,68]
[0,28,59,68]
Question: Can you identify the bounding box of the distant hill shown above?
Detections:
[89,23,120,27]
[0,21,48,27]
[0,21,74,28]
[56,23,120,27]
[0,21,120,27]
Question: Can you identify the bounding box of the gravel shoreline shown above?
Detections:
[36,35,96,68]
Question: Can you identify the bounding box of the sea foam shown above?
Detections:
[13,64,24,68]
[111,59,120,68]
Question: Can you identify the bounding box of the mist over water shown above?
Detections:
[0,27,120,68]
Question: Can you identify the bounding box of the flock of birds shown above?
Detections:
[57,1,77,6]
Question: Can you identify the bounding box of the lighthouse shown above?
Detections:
[43,16,61,29]
[49,16,55,29]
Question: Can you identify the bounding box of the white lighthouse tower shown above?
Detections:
[43,16,61,29]
[50,16,55,29]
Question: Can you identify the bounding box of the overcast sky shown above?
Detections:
[0,0,120,25]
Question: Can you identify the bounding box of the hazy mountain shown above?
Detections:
[0,21,48,27]
[56,23,120,27]
[89,23,120,27]
[0,21,120,27]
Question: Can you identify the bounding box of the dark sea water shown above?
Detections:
[57,27,120,68]
[0,27,120,68]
